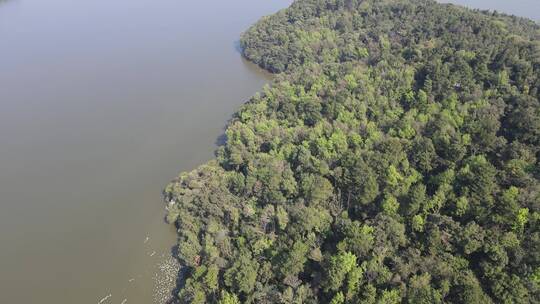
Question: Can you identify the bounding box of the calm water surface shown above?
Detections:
[0,0,290,303]
[0,0,537,303]
[440,0,540,21]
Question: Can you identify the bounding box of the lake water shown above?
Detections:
[0,0,537,303]
[0,0,291,303]
[440,0,540,21]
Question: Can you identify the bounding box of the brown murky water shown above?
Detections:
[0,0,536,303]
[0,0,291,303]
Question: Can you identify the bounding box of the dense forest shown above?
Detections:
[165,0,540,303]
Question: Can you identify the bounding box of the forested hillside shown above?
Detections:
[165,0,540,303]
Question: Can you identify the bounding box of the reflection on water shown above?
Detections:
[0,0,291,303]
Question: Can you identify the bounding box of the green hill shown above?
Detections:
[165,0,540,302]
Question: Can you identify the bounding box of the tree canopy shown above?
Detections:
[165,0,540,302]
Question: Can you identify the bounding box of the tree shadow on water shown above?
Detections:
[164,245,188,304]
[215,133,228,147]
[214,113,238,148]
[233,40,243,54]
